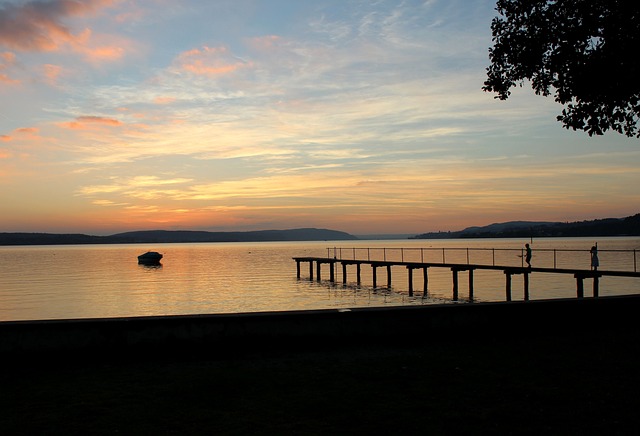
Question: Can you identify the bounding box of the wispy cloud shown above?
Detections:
[59,115,123,130]
[174,45,252,76]
[0,0,117,52]
[0,51,19,84]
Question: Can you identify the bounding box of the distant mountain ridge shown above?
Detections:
[0,228,358,246]
[411,213,640,239]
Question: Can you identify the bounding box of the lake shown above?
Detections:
[1,237,639,321]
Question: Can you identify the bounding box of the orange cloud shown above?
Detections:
[175,45,251,76]
[69,28,127,64]
[0,127,39,143]
[60,115,122,130]
[42,63,63,85]
[154,96,175,105]
[0,73,18,84]
[0,51,19,84]
[82,44,125,62]
[247,35,283,51]
[0,51,15,62]
[0,0,117,52]
[16,127,39,135]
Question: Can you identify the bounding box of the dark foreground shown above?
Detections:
[1,324,639,435]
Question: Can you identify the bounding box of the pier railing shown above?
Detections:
[326,247,638,272]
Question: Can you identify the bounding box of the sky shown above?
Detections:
[1,0,639,236]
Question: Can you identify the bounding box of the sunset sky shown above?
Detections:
[1,0,639,236]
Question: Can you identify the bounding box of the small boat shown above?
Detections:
[138,251,163,264]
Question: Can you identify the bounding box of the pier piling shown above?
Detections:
[452,268,459,301]
[407,267,414,297]
[505,271,512,301]
[423,267,429,298]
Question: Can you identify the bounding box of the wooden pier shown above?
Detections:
[293,256,640,301]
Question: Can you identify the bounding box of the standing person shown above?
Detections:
[590,244,599,270]
[525,243,532,268]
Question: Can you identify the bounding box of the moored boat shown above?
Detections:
[138,251,163,264]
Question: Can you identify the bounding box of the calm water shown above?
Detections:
[1,237,639,322]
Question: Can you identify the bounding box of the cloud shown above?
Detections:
[153,96,175,105]
[15,127,39,135]
[174,45,252,76]
[78,175,193,200]
[59,115,123,130]
[1,127,40,141]
[0,51,19,84]
[1,51,16,64]
[246,35,283,52]
[0,72,17,84]
[0,0,129,65]
[0,0,118,51]
[42,63,63,85]
[74,31,126,63]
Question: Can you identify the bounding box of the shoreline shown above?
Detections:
[2,295,639,361]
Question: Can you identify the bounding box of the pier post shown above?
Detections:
[387,265,392,288]
[357,264,361,284]
[524,272,530,301]
[575,274,584,298]
[372,265,378,288]
[296,260,301,279]
[329,262,335,283]
[342,263,347,284]
[316,262,321,282]
[309,261,313,281]
[452,268,459,301]
[407,267,414,297]
[505,271,512,301]
[468,269,474,300]
[593,275,599,297]
[423,267,429,298]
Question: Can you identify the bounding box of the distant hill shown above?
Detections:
[411,213,640,239]
[109,228,358,243]
[0,228,358,246]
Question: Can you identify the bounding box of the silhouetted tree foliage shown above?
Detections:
[483,0,640,137]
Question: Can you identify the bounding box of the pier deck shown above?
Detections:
[293,256,640,301]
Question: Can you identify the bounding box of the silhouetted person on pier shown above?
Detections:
[591,245,599,270]
[525,243,532,268]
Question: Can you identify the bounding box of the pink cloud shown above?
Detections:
[60,115,122,130]
[16,127,39,134]
[0,127,40,142]
[0,51,19,84]
[154,96,175,105]
[176,45,252,76]
[42,63,63,85]
[81,44,125,63]
[0,73,18,84]
[0,0,130,66]
[0,0,117,52]
[0,51,15,63]
[69,28,128,64]
[247,35,283,51]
